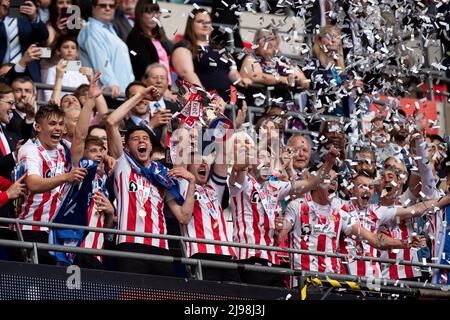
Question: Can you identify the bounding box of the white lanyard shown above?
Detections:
[196,185,219,222]
[250,176,275,227]
[35,139,65,177]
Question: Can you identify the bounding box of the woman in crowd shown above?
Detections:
[239,28,309,130]
[126,0,173,82]
[307,25,364,122]
[46,0,84,48]
[171,8,250,102]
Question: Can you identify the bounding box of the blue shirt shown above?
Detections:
[78,17,134,92]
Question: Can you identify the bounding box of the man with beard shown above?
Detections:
[228,136,339,287]
[351,147,377,178]
[339,173,444,278]
[384,110,413,169]
[172,149,239,282]
[279,169,430,287]
[377,160,450,280]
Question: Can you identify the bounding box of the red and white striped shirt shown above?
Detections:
[229,175,291,264]
[177,172,235,257]
[339,204,396,278]
[114,154,167,248]
[379,216,422,279]
[17,139,71,232]
[286,195,353,276]
[80,174,108,261]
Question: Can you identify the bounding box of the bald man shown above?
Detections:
[287,134,312,179]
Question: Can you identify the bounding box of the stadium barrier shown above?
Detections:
[0,217,449,299]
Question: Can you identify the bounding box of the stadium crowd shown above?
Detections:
[0,0,449,290]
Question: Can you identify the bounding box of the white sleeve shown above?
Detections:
[373,206,397,226]
[285,199,301,224]
[341,211,359,236]
[270,180,292,201]
[43,66,56,102]
[19,143,42,177]
[113,154,129,179]
[400,188,418,206]
[228,174,249,196]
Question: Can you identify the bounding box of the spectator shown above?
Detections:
[240,27,309,117]
[0,83,24,180]
[0,0,49,82]
[126,0,173,83]
[37,0,51,23]
[46,0,84,48]
[286,134,312,179]
[113,0,136,42]
[171,8,246,102]
[306,26,363,125]
[41,35,90,103]
[15,104,87,264]
[10,76,36,141]
[78,0,134,98]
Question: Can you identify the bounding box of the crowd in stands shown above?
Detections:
[0,0,449,290]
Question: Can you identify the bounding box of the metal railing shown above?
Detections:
[1,218,450,298]
[5,217,449,271]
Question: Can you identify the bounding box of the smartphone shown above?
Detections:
[66,60,82,72]
[39,47,52,59]
[60,7,71,19]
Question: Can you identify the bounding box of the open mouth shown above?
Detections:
[198,168,207,177]
[385,185,393,193]
[50,133,61,141]
[137,144,147,154]
[328,188,336,194]
[361,194,370,201]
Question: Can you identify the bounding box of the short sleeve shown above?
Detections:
[18,142,42,177]
[373,206,397,226]
[228,174,250,196]
[341,211,359,236]
[285,198,301,225]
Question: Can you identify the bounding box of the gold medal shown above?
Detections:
[213,220,219,229]
[138,209,146,217]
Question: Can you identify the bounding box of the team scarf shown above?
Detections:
[123,150,184,205]
[48,158,100,265]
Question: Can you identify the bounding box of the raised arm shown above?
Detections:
[105,85,160,159]
[71,71,105,166]
[228,137,252,187]
[395,195,450,222]
[290,146,339,196]
[171,47,203,88]
[50,59,67,105]
[409,133,437,199]
[166,167,196,225]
